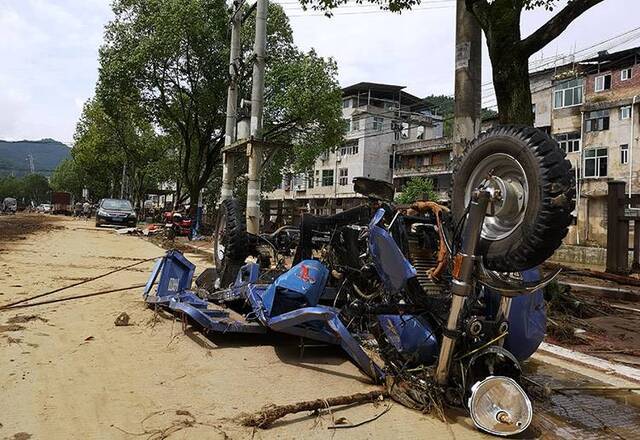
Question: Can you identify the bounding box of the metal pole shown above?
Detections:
[452,0,481,157]
[246,0,268,234]
[221,1,243,202]
[435,190,489,385]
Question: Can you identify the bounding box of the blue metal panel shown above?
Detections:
[234,263,261,287]
[377,314,439,366]
[486,268,546,361]
[143,257,164,299]
[261,260,329,315]
[169,296,267,334]
[368,209,417,292]
[156,250,195,298]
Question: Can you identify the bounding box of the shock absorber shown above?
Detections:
[435,189,490,385]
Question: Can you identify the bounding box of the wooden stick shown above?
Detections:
[0,283,147,312]
[239,390,388,428]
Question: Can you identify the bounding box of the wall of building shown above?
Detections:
[531,73,553,128]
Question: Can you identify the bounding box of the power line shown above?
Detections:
[481,30,640,104]
[481,26,640,91]
[481,50,640,109]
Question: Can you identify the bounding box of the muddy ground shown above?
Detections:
[1,213,640,439]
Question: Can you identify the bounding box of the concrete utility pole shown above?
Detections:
[453,0,482,157]
[220,0,244,202]
[246,0,268,234]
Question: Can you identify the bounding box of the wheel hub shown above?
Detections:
[464,153,528,241]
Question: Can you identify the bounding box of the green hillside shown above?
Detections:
[0,139,71,177]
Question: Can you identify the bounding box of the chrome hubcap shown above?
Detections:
[464,153,528,241]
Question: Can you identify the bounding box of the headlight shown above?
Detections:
[98,209,107,216]
[468,376,532,436]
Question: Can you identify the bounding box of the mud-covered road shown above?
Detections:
[1,213,639,439]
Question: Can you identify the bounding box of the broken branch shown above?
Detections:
[239,390,388,428]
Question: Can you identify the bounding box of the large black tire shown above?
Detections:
[452,126,575,272]
[213,199,249,285]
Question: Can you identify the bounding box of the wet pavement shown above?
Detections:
[524,359,640,439]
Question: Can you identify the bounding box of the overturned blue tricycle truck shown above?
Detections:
[142,126,575,436]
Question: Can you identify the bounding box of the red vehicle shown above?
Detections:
[163,211,193,240]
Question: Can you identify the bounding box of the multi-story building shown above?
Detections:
[391,137,453,201]
[263,82,444,222]
[529,47,640,246]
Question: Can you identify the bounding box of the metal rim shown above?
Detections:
[213,210,227,267]
[464,153,529,241]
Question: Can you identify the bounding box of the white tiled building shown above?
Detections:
[263,82,443,222]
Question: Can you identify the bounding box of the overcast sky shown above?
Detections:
[0,0,637,144]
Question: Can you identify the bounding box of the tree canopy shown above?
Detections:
[0,174,51,206]
[96,0,343,205]
[396,177,437,204]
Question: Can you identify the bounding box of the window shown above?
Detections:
[307,173,314,189]
[292,174,306,191]
[351,118,361,131]
[555,132,581,153]
[342,99,351,108]
[585,110,610,132]
[621,144,629,165]
[338,168,349,186]
[595,74,612,92]
[621,105,631,120]
[621,68,633,81]
[340,141,359,156]
[401,122,409,139]
[372,116,384,131]
[584,148,608,178]
[416,125,425,139]
[532,103,537,118]
[321,169,334,186]
[554,78,583,109]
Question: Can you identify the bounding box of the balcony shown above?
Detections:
[393,162,452,178]
[395,137,453,155]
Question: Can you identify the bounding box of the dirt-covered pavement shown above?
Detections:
[2,213,640,439]
[0,214,489,439]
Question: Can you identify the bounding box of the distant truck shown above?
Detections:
[2,197,17,214]
[52,191,72,215]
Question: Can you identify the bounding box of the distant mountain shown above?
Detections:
[0,139,71,177]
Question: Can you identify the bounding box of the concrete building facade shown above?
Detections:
[263,82,443,223]
[527,48,640,247]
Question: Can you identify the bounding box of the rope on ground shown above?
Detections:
[0,283,148,312]
[0,255,162,310]
[327,403,392,429]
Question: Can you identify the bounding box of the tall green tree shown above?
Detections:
[54,98,172,205]
[98,0,343,204]
[21,174,51,205]
[299,0,604,125]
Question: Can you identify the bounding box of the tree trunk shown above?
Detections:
[490,49,534,126]
[473,0,534,126]
[188,185,199,217]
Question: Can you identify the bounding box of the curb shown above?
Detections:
[537,342,640,384]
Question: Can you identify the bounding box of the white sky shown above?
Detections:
[0,0,637,143]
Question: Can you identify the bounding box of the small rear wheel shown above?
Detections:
[452,126,575,272]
